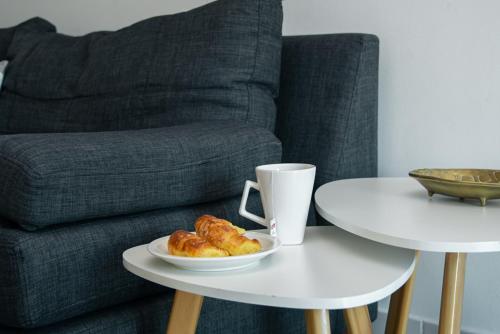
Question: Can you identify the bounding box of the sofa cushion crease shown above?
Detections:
[0,121,282,230]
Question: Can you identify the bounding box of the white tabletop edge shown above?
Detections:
[122,244,417,310]
[314,178,500,253]
[315,202,500,253]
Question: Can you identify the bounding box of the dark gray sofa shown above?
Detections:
[0,1,378,333]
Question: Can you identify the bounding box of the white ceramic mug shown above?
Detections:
[239,163,316,245]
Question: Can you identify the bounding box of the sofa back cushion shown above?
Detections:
[0,18,55,60]
[0,0,282,134]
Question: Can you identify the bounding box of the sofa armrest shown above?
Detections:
[0,122,281,230]
[276,34,378,187]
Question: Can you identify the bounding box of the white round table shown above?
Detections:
[315,177,500,334]
[123,226,416,334]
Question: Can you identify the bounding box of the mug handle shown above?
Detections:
[239,180,267,227]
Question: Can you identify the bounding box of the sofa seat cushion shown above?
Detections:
[0,291,378,334]
[0,121,281,230]
[0,0,282,134]
[0,194,265,328]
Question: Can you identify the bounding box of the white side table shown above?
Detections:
[123,226,416,334]
[315,177,500,334]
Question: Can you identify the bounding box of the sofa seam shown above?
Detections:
[334,37,366,178]
[3,141,281,224]
[8,242,35,328]
[24,139,281,179]
[0,152,43,178]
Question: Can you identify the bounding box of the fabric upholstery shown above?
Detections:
[0,0,282,134]
[0,121,281,230]
[0,293,377,334]
[0,188,377,332]
[0,194,265,328]
[0,29,380,333]
[0,18,54,60]
[277,34,379,188]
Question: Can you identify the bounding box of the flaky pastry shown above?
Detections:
[195,215,261,256]
[168,230,229,257]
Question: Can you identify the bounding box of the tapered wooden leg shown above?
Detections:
[166,290,204,334]
[386,251,420,334]
[438,253,467,334]
[344,306,372,334]
[305,309,331,334]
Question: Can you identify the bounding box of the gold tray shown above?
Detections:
[409,169,500,206]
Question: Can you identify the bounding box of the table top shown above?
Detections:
[315,177,500,253]
[123,226,416,310]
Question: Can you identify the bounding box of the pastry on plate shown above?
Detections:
[195,215,261,256]
[168,230,229,257]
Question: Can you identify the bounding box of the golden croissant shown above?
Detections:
[195,215,261,256]
[168,230,229,257]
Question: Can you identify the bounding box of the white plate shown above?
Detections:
[147,232,281,271]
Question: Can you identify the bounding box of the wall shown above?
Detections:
[1,0,499,332]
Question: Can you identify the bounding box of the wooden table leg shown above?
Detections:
[166,290,204,334]
[386,251,420,334]
[344,306,373,334]
[438,252,467,334]
[305,309,331,334]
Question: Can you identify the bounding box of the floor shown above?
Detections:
[371,310,482,334]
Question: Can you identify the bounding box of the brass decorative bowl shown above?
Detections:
[409,169,500,206]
